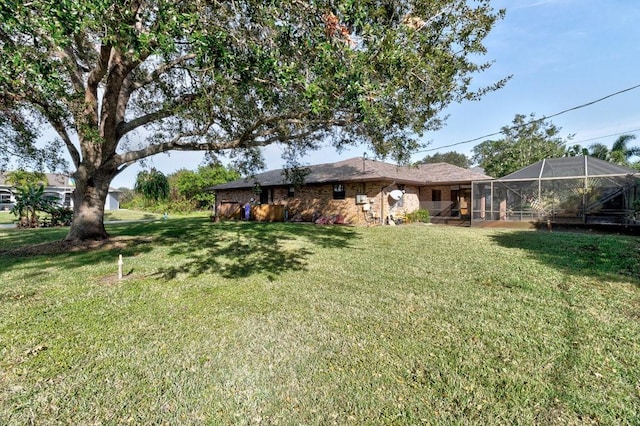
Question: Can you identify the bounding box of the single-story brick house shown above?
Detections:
[210,157,491,225]
[0,172,121,211]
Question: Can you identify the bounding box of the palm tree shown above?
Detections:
[134,168,170,205]
[10,184,54,227]
[588,134,640,167]
[588,143,610,161]
[7,171,54,228]
[610,134,640,166]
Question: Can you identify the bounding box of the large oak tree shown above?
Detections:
[0,0,507,240]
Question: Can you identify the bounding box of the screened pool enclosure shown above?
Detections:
[472,156,640,225]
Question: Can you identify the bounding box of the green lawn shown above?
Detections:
[103,208,164,222]
[1,219,639,424]
[0,209,210,225]
[0,210,16,225]
[0,209,171,225]
[104,209,212,222]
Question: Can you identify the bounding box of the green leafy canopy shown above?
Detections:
[574,134,640,169]
[134,168,169,202]
[416,151,471,168]
[0,0,507,240]
[472,113,572,178]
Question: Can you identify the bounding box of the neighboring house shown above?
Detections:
[210,157,492,225]
[0,172,121,211]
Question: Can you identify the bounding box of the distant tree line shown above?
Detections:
[565,134,640,167]
[121,163,239,213]
[416,113,640,178]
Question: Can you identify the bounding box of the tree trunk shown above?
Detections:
[65,168,112,241]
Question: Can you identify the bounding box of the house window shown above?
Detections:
[333,183,346,200]
[44,192,61,205]
[432,189,442,202]
[288,187,295,198]
[0,191,11,203]
[260,187,269,204]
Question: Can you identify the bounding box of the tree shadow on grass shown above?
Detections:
[148,219,357,280]
[0,234,157,275]
[488,230,640,286]
[0,217,358,281]
[104,212,159,222]
[491,230,640,421]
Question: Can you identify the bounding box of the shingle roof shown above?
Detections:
[0,172,70,187]
[0,172,121,192]
[414,162,493,183]
[210,157,492,190]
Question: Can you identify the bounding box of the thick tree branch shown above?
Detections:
[240,114,354,145]
[24,95,82,168]
[72,33,93,71]
[100,1,161,145]
[113,116,354,167]
[100,49,145,149]
[115,73,134,128]
[82,43,111,133]
[129,53,197,92]
[50,119,81,168]
[113,53,198,139]
[54,45,86,93]
[116,94,198,138]
[87,44,111,89]
[113,128,213,167]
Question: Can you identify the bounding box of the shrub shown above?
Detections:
[406,209,430,223]
[45,205,73,226]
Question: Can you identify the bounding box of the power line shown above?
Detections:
[569,127,640,145]
[417,83,640,154]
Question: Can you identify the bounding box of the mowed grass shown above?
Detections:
[104,209,211,222]
[0,211,16,225]
[0,208,175,225]
[0,218,639,424]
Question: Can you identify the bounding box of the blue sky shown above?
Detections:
[111,0,640,187]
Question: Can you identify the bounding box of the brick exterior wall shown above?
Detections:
[418,185,451,216]
[215,182,457,225]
